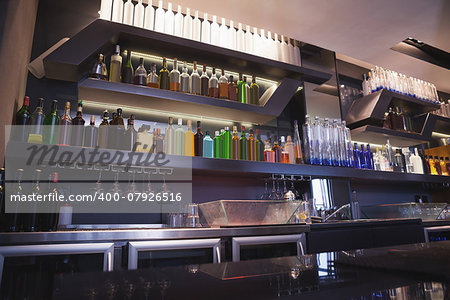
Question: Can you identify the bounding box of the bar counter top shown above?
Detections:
[50,241,450,299]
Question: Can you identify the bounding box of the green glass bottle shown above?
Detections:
[250,75,259,105]
[239,126,248,160]
[159,57,170,90]
[223,126,231,159]
[214,131,223,158]
[237,72,246,104]
[256,128,264,161]
[121,50,134,84]
[43,100,60,144]
[14,96,32,142]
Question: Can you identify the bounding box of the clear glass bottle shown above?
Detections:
[89,54,108,80]
[394,149,405,172]
[321,118,332,166]
[410,148,424,174]
[302,115,313,164]
[109,45,122,82]
[312,116,322,165]
[219,69,228,99]
[164,117,175,155]
[147,63,159,88]
[134,57,147,86]
[154,128,164,153]
[84,115,98,148]
[280,136,289,163]
[191,61,201,95]
[208,67,219,98]
[169,58,180,92]
[174,118,185,156]
[180,61,190,93]
[272,138,282,163]
[184,120,195,156]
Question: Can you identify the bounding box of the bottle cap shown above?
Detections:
[117,108,122,115]
[115,45,120,53]
[280,136,285,143]
[205,130,210,135]
[225,126,229,131]
[168,116,173,124]
[23,96,30,106]
[178,118,182,125]
[197,121,201,127]
[215,130,220,136]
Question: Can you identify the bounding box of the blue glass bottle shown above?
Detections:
[353,143,361,169]
[360,145,368,169]
[203,131,214,158]
[366,144,374,169]
[347,143,355,168]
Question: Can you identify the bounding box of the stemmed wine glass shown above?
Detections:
[260,179,270,199]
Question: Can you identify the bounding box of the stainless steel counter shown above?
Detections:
[0,225,310,246]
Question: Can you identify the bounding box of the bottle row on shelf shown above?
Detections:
[13,96,450,176]
[432,99,450,118]
[90,46,261,104]
[100,0,301,65]
[382,106,415,132]
[361,66,440,103]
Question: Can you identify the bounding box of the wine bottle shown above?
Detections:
[8,169,24,232]
[58,101,72,146]
[97,110,109,148]
[14,96,32,142]
[164,117,175,155]
[191,61,201,95]
[194,121,203,156]
[124,114,137,151]
[180,61,190,93]
[248,129,256,161]
[250,76,259,105]
[24,169,42,232]
[237,73,245,103]
[43,99,60,144]
[147,63,159,88]
[169,58,180,91]
[231,126,240,160]
[174,118,185,155]
[256,128,264,161]
[89,54,108,80]
[209,67,219,98]
[228,75,237,101]
[84,115,98,148]
[200,64,209,96]
[39,172,59,231]
[219,69,228,99]
[239,126,248,160]
[28,97,45,143]
[71,101,85,147]
[134,57,147,86]
[122,50,134,84]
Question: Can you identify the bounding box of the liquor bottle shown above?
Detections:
[147,63,159,88]
[446,157,450,176]
[164,117,175,155]
[8,169,24,232]
[97,110,109,148]
[244,76,250,104]
[264,140,275,162]
[159,57,170,90]
[237,73,246,103]
[124,114,137,151]
[58,101,72,146]
[393,149,405,172]
[439,157,447,176]
[385,139,395,171]
[245,25,253,54]
[247,129,256,161]
[373,147,382,171]
[410,148,424,174]
[183,8,192,39]
[42,99,60,144]
[164,2,174,35]
[321,118,332,166]
[192,10,201,41]
[239,126,248,160]
[293,120,304,164]
[219,17,228,48]
[312,116,322,165]
[122,50,134,84]
[256,129,264,161]
[135,125,150,152]
[174,5,183,37]
[237,23,244,51]
[272,138,282,163]
[154,128,164,153]
[285,135,295,164]
[434,156,442,175]
[228,20,236,50]
[222,126,231,159]
[84,115,98,148]
[14,96,32,142]
[191,61,201,95]
[180,61,190,93]
[359,145,368,169]
[249,76,259,105]
[123,0,133,25]
[71,101,85,147]
[203,131,214,158]
[144,0,155,30]
[209,67,219,97]
[40,172,59,231]
[398,107,407,131]
[109,45,122,82]
[24,169,42,232]
[174,118,185,155]
[111,0,123,23]
[201,12,210,43]
[111,108,125,149]
[134,57,147,86]
[228,75,237,101]
[210,15,219,46]
[200,65,209,96]
[154,0,164,32]
[194,121,203,156]
[302,116,313,164]
[418,148,430,174]
[280,136,289,163]
[231,126,240,160]
[89,54,108,80]
[169,58,180,91]
[184,120,195,156]
[28,97,45,143]
[366,144,374,170]
[214,131,223,158]
[353,143,361,169]
[219,69,228,99]
[401,147,413,173]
